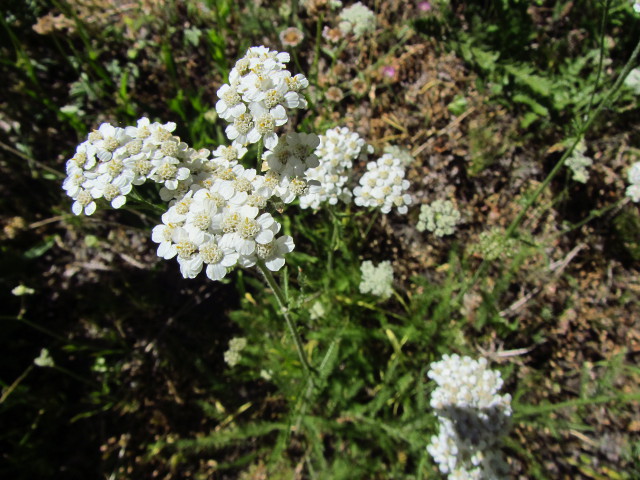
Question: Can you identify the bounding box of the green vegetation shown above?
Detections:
[2,0,639,478]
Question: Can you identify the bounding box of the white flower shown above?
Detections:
[427,355,512,479]
[626,184,640,202]
[565,138,592,183]
[417,200,461,236]
[33,348,55,367]
[216,83,247,121]
[225,112,255,145]
[338,2,376,38]
[625,161,640,203]
[91,123,130,163]
[71,189,97,215]
[628,161,640,185]
[89,172,134,209]
[353,152,412,214]
[299,127,370,209]
[359,260,394,299]
[221,207,276,257]
[149,155,191,190]
[247,103,288,149]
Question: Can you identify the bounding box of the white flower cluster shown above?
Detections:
[417,200,461,237]
[338,2,376,38]
[151,143,298,281]
[565,139,593,184]
[224,337,247,367]
[427,355,512,480]
[62,118,202,215]
[299,127,372,209]
[353,153,412,214]
[626,161,640,202]
[263,132,321,203]
[359,260,394,299]
[474,228,517,261]
[216,46,308,149]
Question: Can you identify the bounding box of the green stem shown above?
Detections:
[552,197,629,240]
[311,14,324,89]
[256,138,264,170]
[362,209,380,238]
[256,262,315,378]
[515,391,640,419]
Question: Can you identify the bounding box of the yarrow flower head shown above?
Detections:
[472,228,518,261]
[224,337,247,367]
[338,2,376,38]
[359,260,394,300]
[417,200,461,237]
[300,126,372,209]
[216,46,309,149]
[353,153,412,214]
[625,161,640,202]
[150,143,296,282]
[565,138,593,184]
[427,354,512,479]
[62,118,206,216]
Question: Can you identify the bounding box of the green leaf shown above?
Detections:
[505,64,553,97]
[512,93,549,117]
[24,236,56,259]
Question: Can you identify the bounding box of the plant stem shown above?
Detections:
[257,262,315,378]
[363,209,380,238]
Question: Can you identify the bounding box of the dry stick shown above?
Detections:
[0,139,64,178]
[498,243,586,318]
[454,37,640,307]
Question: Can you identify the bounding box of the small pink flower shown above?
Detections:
[382,66,396,78]
[418,2,432,11]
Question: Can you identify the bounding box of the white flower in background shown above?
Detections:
[417,200,461,237]
[224,337,247,367]
[624,67,640,95]
[33,348,55,368]
[359,260,394,299]
[300,126,372,209]
[427,355,512,480]
[338,1,376,38]
[626,161,640,202]
[353,153,412,214]
[12,284,35,296]
[565,138,593,183]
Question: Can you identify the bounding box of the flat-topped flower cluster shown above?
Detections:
[216,46,308,149]
[62,118,204,215]
[353,153,412,214]
[150,137,323,281]
[62,46,416,283]
[417,199,461,237]
[299,126,372,209]
[427,354,512,479]
[626,161,640,202]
